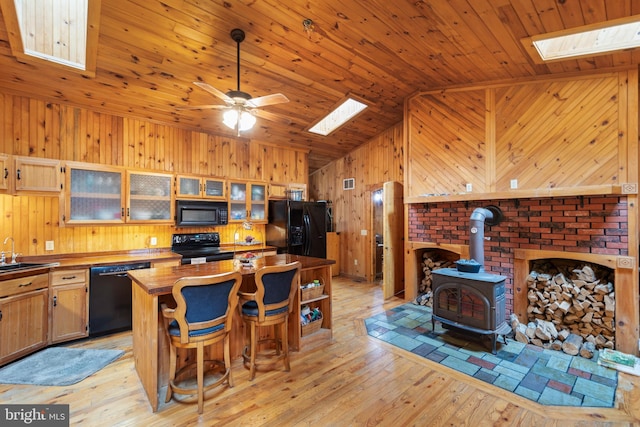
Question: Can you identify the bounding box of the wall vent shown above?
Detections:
[343,178,355,190]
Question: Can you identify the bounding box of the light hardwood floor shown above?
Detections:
[2,277,640,426]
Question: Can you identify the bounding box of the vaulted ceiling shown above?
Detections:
[0,1,639,173]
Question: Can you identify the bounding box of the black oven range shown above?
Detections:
[171,232,234,264]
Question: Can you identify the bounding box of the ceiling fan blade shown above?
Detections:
[247,93,289,108]
[253,109,291,125]
[177,104,229,110]
[193,82,233,103]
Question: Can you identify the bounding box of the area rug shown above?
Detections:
[365,303,618,407]
[0,347,124,386]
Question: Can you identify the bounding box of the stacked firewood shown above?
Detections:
[414,252,454,306]
[512,262,615,358]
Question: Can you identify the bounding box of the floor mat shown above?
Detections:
[0,347,124,386]
[365,303,618,407]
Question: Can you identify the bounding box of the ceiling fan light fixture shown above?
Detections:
[223,109,256,131]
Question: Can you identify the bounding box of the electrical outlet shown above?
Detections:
[510,179,518,189]
[150,237,157,246]
[361,229,367,236]
[354,259,358,266]
[45,240,54,251]
[466,183,472,192]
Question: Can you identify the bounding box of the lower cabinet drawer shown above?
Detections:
[50,269,87,286]
[0,273,49,298]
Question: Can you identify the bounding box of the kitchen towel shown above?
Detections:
[0,347,124,386]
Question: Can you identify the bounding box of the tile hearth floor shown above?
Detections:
[365,303,618,408]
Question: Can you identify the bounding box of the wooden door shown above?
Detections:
[383,181,404,299]
[0,289,48,365]
[50,283,88,343]
[14,156,61,193]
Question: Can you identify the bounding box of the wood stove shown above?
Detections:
[430,206,510,354]
[431,268,509,353]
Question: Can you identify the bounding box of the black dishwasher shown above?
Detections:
[89,262,150,337]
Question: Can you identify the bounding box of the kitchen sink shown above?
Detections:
[0,262,54,272]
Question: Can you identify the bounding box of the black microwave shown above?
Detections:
[175,200,228,227]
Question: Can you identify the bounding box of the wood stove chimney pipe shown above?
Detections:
[469,206,502,272]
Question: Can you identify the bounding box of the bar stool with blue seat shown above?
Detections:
[161,271,242,414]
[239,261,301,380]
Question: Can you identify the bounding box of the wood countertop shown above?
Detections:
[128,254,335,295]
[19,249,182,270]
[17,245,277,270]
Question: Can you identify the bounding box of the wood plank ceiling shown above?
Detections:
[0,0,639,173]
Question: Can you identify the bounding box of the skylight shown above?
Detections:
[2,0,99,75]
[526,15,640,62]
[308,97,368,136]
[15,0,88,69]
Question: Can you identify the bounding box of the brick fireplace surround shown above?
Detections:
[407,195,638,353]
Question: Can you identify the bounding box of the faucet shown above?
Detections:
[3,237,16,264]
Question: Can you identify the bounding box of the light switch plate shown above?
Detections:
[466,183,472,192]
[150,237,157,246]
[45,240,54,251]
[510,179,518,189]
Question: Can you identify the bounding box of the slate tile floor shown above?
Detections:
[365,303,618,407]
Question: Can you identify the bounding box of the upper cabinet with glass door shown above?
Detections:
[65,163,124,224]
[126,171,173,223]
[175,175,226,200]
[229,180,267,223]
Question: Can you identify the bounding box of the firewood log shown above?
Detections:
[561,333,583,356]
[579,341,596,359]
[557,329,570,341]
[524,325,535,339]
[558,301,572,313]
[514,324,529,344]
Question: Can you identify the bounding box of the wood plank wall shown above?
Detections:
[309,123,403,279]
[406,71,628,198]
[0,92,308,256]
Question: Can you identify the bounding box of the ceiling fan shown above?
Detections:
[181,28,290,135]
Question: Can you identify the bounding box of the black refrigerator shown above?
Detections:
[266,200,327,258]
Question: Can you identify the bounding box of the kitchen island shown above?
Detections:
[128,254,334,412]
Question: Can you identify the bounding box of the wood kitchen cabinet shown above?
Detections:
[64,162,124,224]
[229,180,267,223]
[268,182,307,201]
[14,156,62,194]
[0,273,49,366]
[126,171,173,223]
[0,154,61,195]
[176,175,226,200]
[49,269,88,344]
[0,154,10,193]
